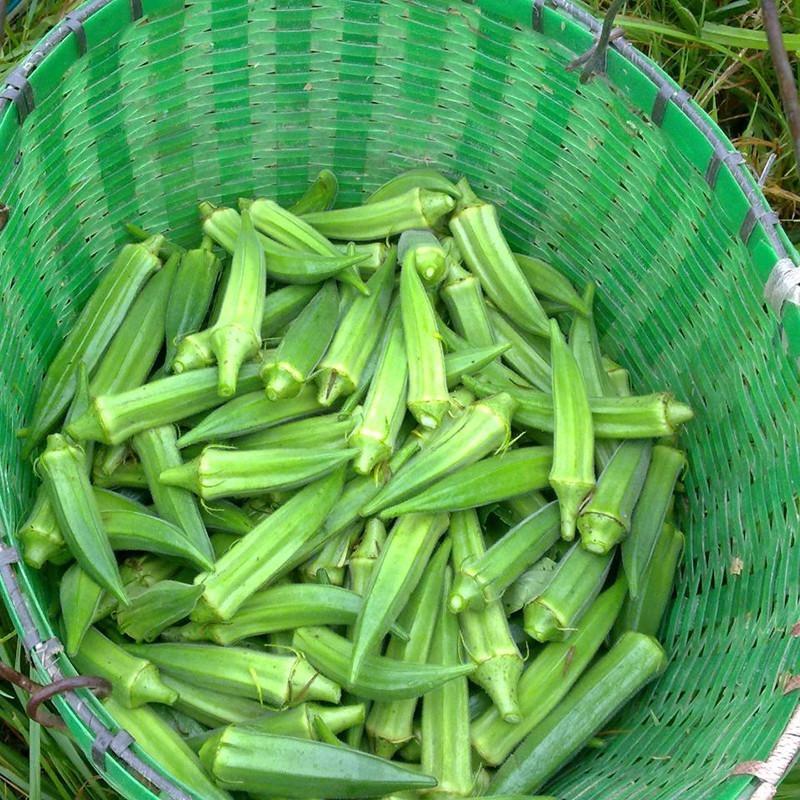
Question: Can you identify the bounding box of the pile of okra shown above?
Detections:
[17,168,693,799]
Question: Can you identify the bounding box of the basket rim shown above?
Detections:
[0,1,796,799]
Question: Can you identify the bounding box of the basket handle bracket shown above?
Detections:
[566,0,626,83]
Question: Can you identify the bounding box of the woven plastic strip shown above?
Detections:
[0,1,797,799]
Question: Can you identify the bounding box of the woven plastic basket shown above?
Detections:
[0,0,799,798]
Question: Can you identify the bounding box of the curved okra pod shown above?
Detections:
[103,697,233,800]
[379,447,553,518]
[523,542,614,642]
[159,445,356,501]
[132,425,214,567]
[488,632,666,795]
[293,626,474,701]
[471,578,628,766]
[450,511,523,723]
[176,382,323,448]
[90,252,178,396]
[199,728,435,798]
[350,512,450,680]
[302,187,456,241]
[621,444,686,598]
[116,581,204,643]
[200,499,254,536]
[289,169,339,215]
[261,281,339,399]
[18,486,65,568]
[262,284,321,338]
[301,523,361,586]
[66,363,262,445]
[73,627,177,708]
[367,168,461,205]
[422,565,474,798]
[399,232,449,428]
[350,306,408,475]
[440,261,496,347]
[366,540,450,758]
[126,642,340,706]
[316,250,396,406]
[165,240,221,370]
[361,393,515,517]
[549,319,595,541]
[398,227,448,287]
[449,501,561,612]
[39,434,126,602]
[578,440,653,554]
[445,342,511,388]
[449,183,549,337]
[193,467,346,622]
[349,519,388,597]
[513,252,589,316]
[463,374,695,437]
[486,306,551,392]
[60,564,104,657]
[234,410,356,451]
[24,236,163,453]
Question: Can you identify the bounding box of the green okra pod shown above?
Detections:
[486,306,551,392]
[132,425,214,566]
[24,236,163,452]
[233,410,355,451]
[176,382,323,448]
[90,252,178,396]
[262,284,321,338]
[66,363,262,445]
[366,540,450,758]
[200,499,254,535]
[317,250,396,406]
[463,374,694,438]
[449,501,561,612]
[449,185,549,337]
[301,523,360,586]
[450,510,523,724]
[549,319,595,541]
[293,626,474,701]
[261,280,339,400]
[578,440,653,554]
[444,341,511,388]
[440,261,496,347]
[398,227,448,287]
[378,447,552,518]
[302,187,455,241]
[488,632,667,795]
[116,581,205,642]
[193,467,346,621]
[472,578,628,765]
[400,232,449,428]
[523,542,614,642]
[622,444,686,599]
[92,459,149,490]
[513,252,589,316]
[422,565,474,798]
[367,168,460,205]
[60,564,104,657]
[18,486,64,569]
[289,169,339,215]
[160,445,356,501]
[361,393,515,517]
[606,362,632,397]
[124,223,183,258]
[165,239,221,370]
[616,522,684,637]
[335,241,387,272]
[199,728,435,798]
[350,305,408,475]
[502,490,550,524]
[39,434,126,602]
[350,512,450,680]
[103,697,233,800]
[349,519,388,597]
[126,642,340,706]
[73,627,177,708]
[227,701,365,742]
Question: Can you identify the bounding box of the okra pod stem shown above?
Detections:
[289,169,339,215]
[398,227,448,287]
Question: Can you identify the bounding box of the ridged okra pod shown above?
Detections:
[621,444,686,598]
[444,341,511,388]
[193,467,346,622]
[301,523,360,586]
[350,512,450,679]
[60,564,104,657]
[234,411,355,451]
[116,581,205,642]
[523,542,614,642]
[578,440,652,554]
[513,252,589,315]
[126,642,340,706]
[129,425,213,566]
[25,236,163,452]
[398,226,448,287]
[488,632,666,795]
[66,363,262,445]
[262,284,321,338]
[471,578,628,765]
[73,627,177,708]
[349,519,388,597]
[449,501,561,612]
[38,434,126,602]
[486,305,551,392]
[366,541,450,758]
[316,250,396,406]
[367,168,460,205]
[450,510,523,723]
[289,169,339,215]
[228,701,365,741]
[261,280,339,399]
[302,187,455,241]
[440,261,495,347]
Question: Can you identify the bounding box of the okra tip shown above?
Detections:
[667,399,694,429]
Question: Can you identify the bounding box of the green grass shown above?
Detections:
[0,1,797,799]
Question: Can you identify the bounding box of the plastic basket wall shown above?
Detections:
[0,0,798,798]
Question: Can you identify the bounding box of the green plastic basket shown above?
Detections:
[0,0,798,798]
